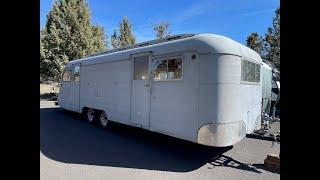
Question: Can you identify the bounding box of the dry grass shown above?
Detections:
[40,83,60,95]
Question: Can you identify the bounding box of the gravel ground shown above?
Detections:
[40,101,280,180]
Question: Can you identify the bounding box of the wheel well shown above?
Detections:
[81,107,88,115]
[81,107,103,114]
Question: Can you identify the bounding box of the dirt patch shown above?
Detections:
[40,83,60,94]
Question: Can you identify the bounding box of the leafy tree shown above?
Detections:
[154,21,170,39]
[40,0,106,81]
[111,17,136,48]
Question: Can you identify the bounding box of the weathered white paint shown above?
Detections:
[58,34,263,147]
[261,62,273,115]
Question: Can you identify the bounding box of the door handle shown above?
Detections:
[144,84,150,87]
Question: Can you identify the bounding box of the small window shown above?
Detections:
[133,56,149,80]
[152,57,182,81]
[62,68,73,82]
[241,59,260,83]
[255,63,260,82]
[73,65,80,82]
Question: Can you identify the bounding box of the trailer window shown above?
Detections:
[73,65,80,82]
[241,59,260,83]
[133,56,149,80]
[152,57,182,80]
[62,68,72,82]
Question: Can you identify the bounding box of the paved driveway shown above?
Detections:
[40,101,280,180]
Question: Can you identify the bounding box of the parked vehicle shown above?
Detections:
[58,33,263,147]
[263,60,280,118]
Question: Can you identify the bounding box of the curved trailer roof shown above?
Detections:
[66,33,262,67]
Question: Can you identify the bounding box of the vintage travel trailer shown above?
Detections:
[58,33,263,147]
[263,60,280,118]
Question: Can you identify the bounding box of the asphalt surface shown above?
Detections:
[40,101,280,180]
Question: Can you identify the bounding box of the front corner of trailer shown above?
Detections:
[196,52,247,147]
[196,121,247,147]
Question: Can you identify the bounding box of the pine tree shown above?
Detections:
[92,25,106,52]
[246,7,280,70]
[111,17,136,49]
[265,8,280,70]
[246,32,265,58]
[111,29,120,48]
[154,21,170,39]
[40,0,106,81]
[119,17,136,47]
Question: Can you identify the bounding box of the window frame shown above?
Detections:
[241,58,261,84]
[152,55,184,81]
[133,55,150,80]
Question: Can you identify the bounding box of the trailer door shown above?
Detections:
[131,53,151,128]
[71,64,81,112]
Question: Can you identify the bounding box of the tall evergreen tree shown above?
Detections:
[40,0,106,81]
[265,8,280,70]
[246,32,265,58]
[92,24,106,51]
[111,17,136,49]
[119,17,136,47]
[111,29,120,48]
[154,21,170,39]
[246,7,280,70]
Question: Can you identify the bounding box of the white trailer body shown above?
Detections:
[58,34,262,147]
[261,62,273,116]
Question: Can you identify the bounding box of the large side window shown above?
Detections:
[152,57,182,81]
[241,59,260,83]
[62,68,73,82]
[73,65,80,82]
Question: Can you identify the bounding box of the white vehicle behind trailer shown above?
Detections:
[58,33,263,147]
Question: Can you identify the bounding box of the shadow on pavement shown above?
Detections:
[208,155,262,173]
[252,163,280,174]
[41,107,234,172]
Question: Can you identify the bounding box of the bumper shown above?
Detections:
[197,121,246,147]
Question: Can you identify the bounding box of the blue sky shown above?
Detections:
[40,0,279,46]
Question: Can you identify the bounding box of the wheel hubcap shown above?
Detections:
[87,109,94,122]
[100,111,108,127]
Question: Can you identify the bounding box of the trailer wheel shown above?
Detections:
[86,108,96,124]
[99,111,109,128]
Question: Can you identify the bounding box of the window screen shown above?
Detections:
[73,65,80,82]
[241,59,260,83]
[134,56,149,80]
[62,68,73,82]
[152,57,182,80]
